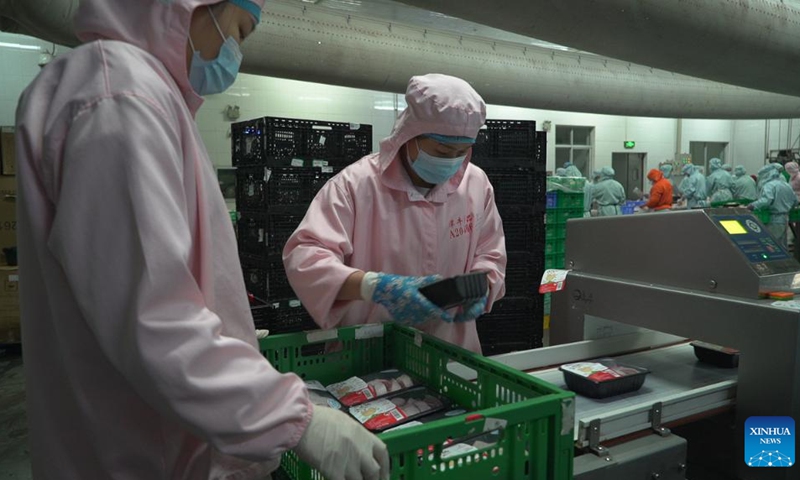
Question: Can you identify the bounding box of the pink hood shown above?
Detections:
[74,0,265,113]
[379,74,487,191]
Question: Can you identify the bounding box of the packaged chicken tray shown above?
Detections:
[382,408,470,434]
[305,381,344,410]
[384,410,502,460]
[348,387,449,432]
[326,369,416,407]
[560,358,649,398]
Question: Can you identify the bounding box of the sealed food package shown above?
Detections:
[560,358,649,398]
[382,408,470,434]
[442,430,502,459]
[326,369,415,407]
[305,381,344,410]
[349,387,449,432]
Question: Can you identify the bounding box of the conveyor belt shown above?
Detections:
[529,343,738,447]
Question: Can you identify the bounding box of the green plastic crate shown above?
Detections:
[545,225,566,241]
[791,208,800,222]
[555,192,584,209]
[544,254,565,270]
[546,208,584,225]
[545,239,565,256]
[547,176,586,193]
[261,325,575,480]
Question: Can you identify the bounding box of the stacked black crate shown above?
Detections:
[232,117,372,334]
[470,120,547,356]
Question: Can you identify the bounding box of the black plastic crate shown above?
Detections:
[250,299,317,334]
[535,131,547,165]
[236,166,267,210]
[232,117,308,167]
[342,126,373,164]
[236,166,344,210]
[505,251,545,297]
[484,168,547,206]
[497,206,545,252]
[240,254,296,301]
[471,120,539,167]
[305,123,372,166]
[313,166,344,195]
[232,117,372,167]
[266,207,308,254]
[477,297,543,355]
[237,211,267,256]
[237,207,308,256]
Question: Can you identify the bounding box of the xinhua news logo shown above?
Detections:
[745,417,795,468]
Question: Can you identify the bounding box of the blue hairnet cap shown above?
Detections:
[229,0,262,22]
[563,162,573,168]
[601,166,615,176]
[758,163,781,175]
[682,164,694,175]
[424,133,476,144]
[734,165,747,176]
[709,158,723,170]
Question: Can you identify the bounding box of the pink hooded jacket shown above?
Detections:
[283,74,507,354]
[785,162,800,202]
[16,1,312,479]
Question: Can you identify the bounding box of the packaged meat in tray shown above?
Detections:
[305,380,344,410]
[442,429,502,459]
[560,358,649,398]
[348,387,449,432]
[326,369,415,407]
[382,408,470,434]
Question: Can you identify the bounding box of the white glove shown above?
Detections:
[293,405,390,480]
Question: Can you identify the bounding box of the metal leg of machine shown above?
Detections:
[574,433,688,480]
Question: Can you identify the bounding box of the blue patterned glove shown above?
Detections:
[452,295,488,323]
[370,273,454,325]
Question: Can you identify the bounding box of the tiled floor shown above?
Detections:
[0,347,31,480]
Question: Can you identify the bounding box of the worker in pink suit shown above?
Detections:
[283,74,508,354]
[784,161,800,202]
[15,1,388,479]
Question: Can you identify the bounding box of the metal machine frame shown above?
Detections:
[550,209,800,480]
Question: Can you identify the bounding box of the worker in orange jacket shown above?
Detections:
[643,168,674,211]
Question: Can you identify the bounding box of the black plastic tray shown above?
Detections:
[419,272,488,309]
[560,359,649,399]
[692,341,740,368]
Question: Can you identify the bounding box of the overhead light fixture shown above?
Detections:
[0,42,41,51]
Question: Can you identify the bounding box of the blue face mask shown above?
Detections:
[188,7,243,96]
[410,139,467,185]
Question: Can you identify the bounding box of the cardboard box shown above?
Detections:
[0,175,15,265]
[0,267,20,344]
[0,128,15,176]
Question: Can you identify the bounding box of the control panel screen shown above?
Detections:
[720,220,747,235]
[714,214,789,263]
